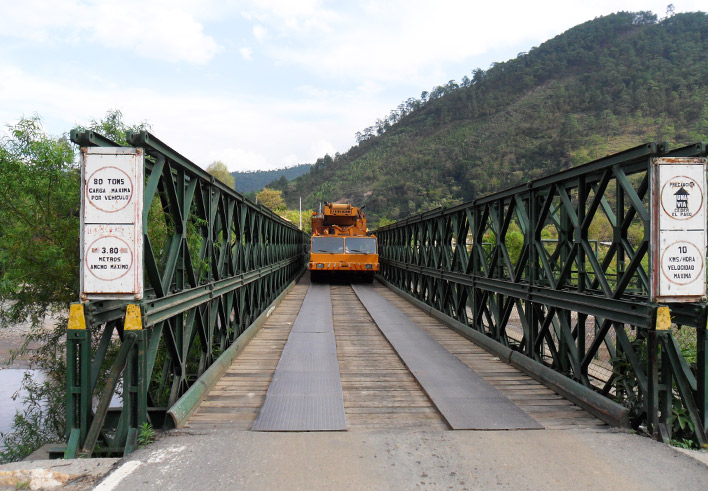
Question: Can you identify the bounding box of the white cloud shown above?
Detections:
[242,0,340,34]
[245,0,333,21]
[241,0,708,85]
[0,62,381,171]
[310,139,336,158]
[0,0,221,64]
[240,47,253,61]
[280,154,299,167]
[355,80,384,98]
[253,25,268,42]
[90,2,221,64]
[209,148,270,172]
[4,0,707,175]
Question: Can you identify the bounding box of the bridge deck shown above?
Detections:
[252,283,346,431]
[186,275,607,432]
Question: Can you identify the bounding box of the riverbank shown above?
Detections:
[1,312,58,444]
[0,311,57,369]
[0,328,36,369]
[0,457,119,490]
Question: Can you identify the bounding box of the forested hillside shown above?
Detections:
[277,11,708,224]
[231,163,312,194]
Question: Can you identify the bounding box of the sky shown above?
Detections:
[0,1,705,172]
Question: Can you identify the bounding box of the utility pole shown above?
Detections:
[299,197,302,230]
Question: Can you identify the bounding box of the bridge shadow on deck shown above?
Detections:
[186,272,606,432]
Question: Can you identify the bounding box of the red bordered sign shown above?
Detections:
[80,147,143,300]
[651,157,707,302]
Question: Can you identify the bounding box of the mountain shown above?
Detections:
[277,11,708,225]
[231,163,312,194]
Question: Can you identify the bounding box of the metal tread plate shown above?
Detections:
[252,283,347,431]
[352,284,543,431]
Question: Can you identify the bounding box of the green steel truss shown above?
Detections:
[377,142,708,445]
[65,129,308,457]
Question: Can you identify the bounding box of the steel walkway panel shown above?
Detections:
[291,284,334,333]
[252,283,347,431]
[352,285,543,430]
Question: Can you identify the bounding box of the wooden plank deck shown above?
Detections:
[186,275,608,432]
[373,283,608,431]
[330,284,447,430]
[186,282,309,430]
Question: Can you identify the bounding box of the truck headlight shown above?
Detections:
[316,263,324,269]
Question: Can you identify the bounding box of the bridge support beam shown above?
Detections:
[63,129,308,457]
[378,275,631,428]
[167,269,304,427]
[376,141,708,446]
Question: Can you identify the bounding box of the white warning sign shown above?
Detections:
[86,167,134,212]
[651,157,707,302]
[659,174,704,228]
[80,148,143,300]
[83,225,137,289]
[660,237,704,286]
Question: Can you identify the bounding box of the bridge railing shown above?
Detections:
[376,142,708,446]
[65,130,308,457]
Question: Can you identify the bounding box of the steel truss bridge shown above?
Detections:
[62,131,708,458]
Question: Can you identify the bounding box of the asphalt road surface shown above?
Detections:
[94,427,708,490]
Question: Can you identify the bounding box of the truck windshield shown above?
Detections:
[345,237,377,254]
[312,237,344,253]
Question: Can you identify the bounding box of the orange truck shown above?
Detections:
[308,202,379,282]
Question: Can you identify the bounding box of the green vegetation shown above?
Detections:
[207,161,236,188]
[0,116,82,463]
[256,188,287,211]
[375,217,396,229]
[0,111,149,463]
[256,188,313,233]
[232,163,312,194]
[281,11,708,223]
[3,10,708,460]
[137,422,156,448]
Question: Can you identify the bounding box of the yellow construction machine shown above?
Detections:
[308,202,378,282]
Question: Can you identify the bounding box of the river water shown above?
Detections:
[0,368,124,451]
[0,369,42,442]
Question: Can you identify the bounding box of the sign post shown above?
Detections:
[651,157,708,302]
[80,147,143,300]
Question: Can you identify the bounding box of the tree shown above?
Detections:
[256,188,286,212]
[376,217,395,228]
[0,112,151,463]
[472,68,485,84]
[82,109,150,144]
[281,208,314,233]
[0,117,78,462]
[206,161,235,188]
[559,114,581,150]
[0,116,78,326]
[445,79,459,91]
[665,4,675,19]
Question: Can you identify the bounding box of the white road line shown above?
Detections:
[94,460,142,491]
